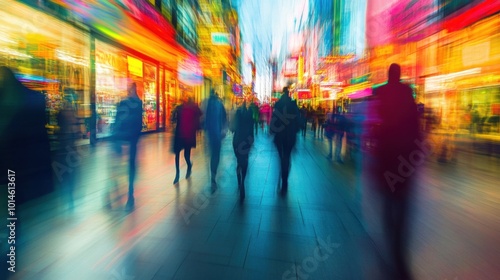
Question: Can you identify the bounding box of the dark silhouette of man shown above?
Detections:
[112,83,143,210]
[204,89,227,191]
[271,87,300,194]
[371,63,420,280]
[1,67,53,278]
[231,101,254,201]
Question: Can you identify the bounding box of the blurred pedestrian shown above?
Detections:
[230,100,254,201]
[370,63,420,280]
[334,110,347,163]
[325,108,335,159]
[300,104,308,138]
[56,90,79,210]
[204,89,227,191]
[0,66,53,204]
[249,101,260,135]
[172,96,202,185]
[112,82,143,210]
[318,106,326,139]
[270,87,300,194]
[1,66,53,278]
[311,107,319,138]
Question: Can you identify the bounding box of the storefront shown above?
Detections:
[95,40,160,138]
[0,0,91,144]
[2,1,203,143]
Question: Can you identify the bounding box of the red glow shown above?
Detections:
[443,0,500,32]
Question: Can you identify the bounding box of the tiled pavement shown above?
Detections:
[5,129,500,280]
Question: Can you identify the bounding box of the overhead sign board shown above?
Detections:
[211,32,231,45]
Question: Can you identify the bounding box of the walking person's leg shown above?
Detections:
[127,138,138,207]
[281,144,292,192]
[185,147,192,178]
[174,149,181,184]
[335,133,344,163]
[393,191,413,280]
[239,154,249,200]
[210,139,221,187]
[327,136,333,159]
[275,141,284,189]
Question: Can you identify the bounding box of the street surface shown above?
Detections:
[8,130,500,280]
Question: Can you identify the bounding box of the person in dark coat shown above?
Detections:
[300,105,308,138]
[369,63,420,280]
[172,96,202,185]
[270,87,300,194]
[230,101,254,201]
[56,90,80,210]
[325,109,335,159]
[0,66,53,205]
[112,83,143,209]
[204,90,227,191]
[1,66,53,278]
[334,110,347,163]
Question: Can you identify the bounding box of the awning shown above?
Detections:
[53,0,195,71]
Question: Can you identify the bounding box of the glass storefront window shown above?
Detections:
[0,1,90,144]
[95,41,128,139]
[159,67,165,129]
[143,63,157,131]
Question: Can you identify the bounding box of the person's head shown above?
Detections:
[388,63,401,83]
[128,82,138,98]
[210,88,217,97]
[282,87,289,96]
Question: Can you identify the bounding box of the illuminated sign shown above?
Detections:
[211,33,231,45]
[283,57,298,77]
[350,74,370,85]
[128,56,143,77]
[178,56,203,86]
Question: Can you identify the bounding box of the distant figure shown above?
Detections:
[56,91,80,210]
[171,96,202,185]
[204,89,227,191]
[325,109,335,159]
[317,106,326,139]
[230,101,254,201]
[112,83,143,210]
[370,63,420,280]
[270,87,300,194]
[334,110,347,163]
[249,101,260,135]
[300,105,308,138]
[0,66,53,205]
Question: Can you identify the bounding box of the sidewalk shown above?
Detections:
[11,132,385,280]
[8,130,500,279]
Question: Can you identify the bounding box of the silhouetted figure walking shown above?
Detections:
[370,63,420,280]
[270,87,300,194]
[230,101,254,201]
[300,105,308,138]
[56,90,79,210]
[172,96,202,185]
[325,109,335,159]
[0,66,53,204]
[334,111,347,163]
[112,83,143,210]
[1,67,53,278]
[204,90,227,191]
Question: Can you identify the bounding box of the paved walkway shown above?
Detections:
[5,130,500,279]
